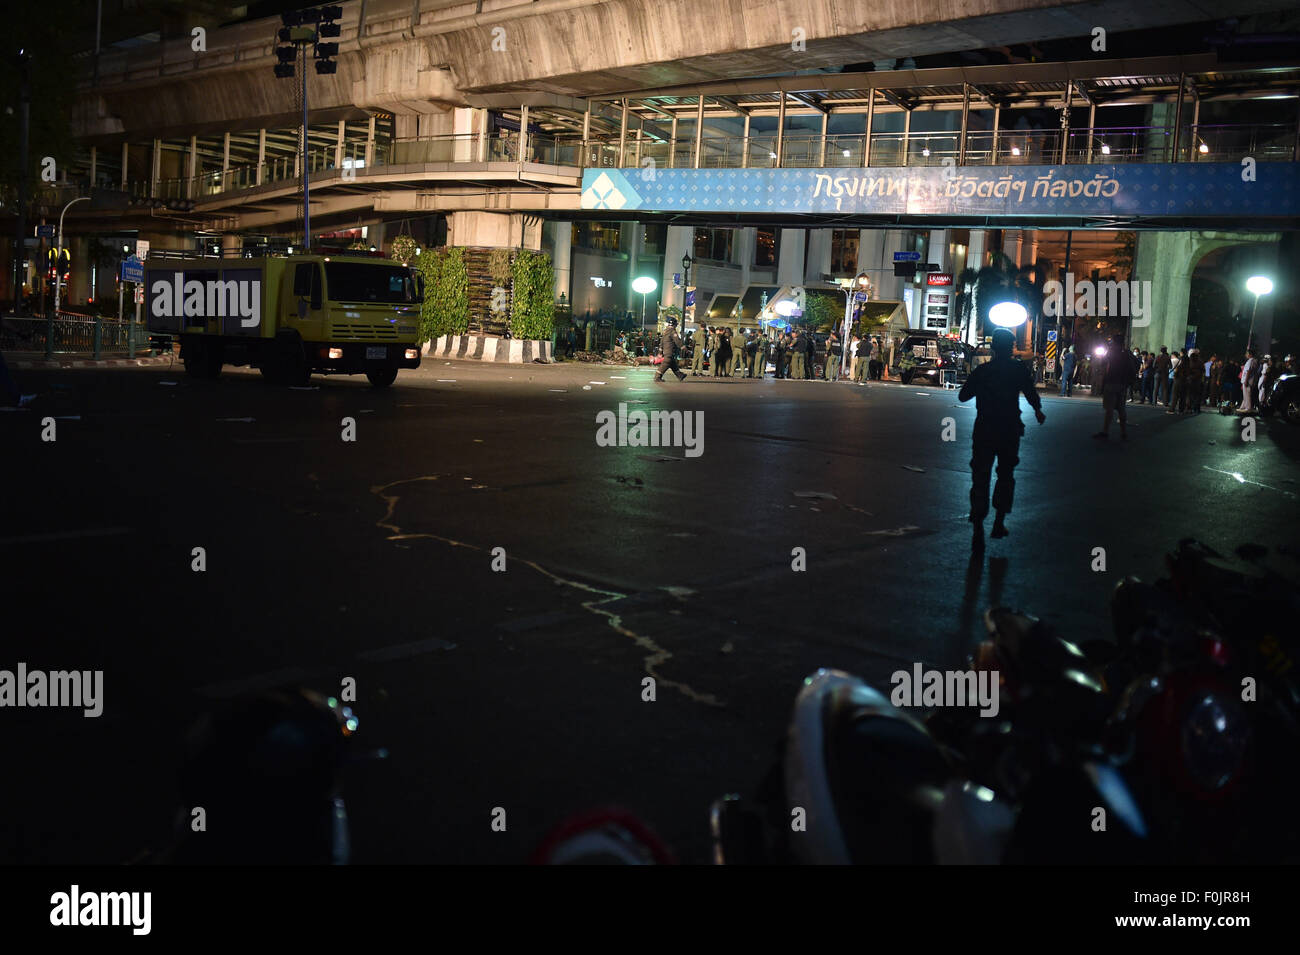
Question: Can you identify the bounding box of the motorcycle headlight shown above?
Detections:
[1181,692,1250,792]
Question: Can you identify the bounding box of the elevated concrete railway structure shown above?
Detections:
[22,0,1300,353]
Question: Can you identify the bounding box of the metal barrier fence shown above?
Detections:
[0,314,151,357]
[109,121,1296,203]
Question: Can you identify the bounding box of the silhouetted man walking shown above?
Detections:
[958,327,1045,548]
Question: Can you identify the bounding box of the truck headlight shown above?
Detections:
[328,347,343,360]
[404,348,418,360]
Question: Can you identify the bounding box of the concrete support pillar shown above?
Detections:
[927,229,951,274]
[453,108,476,163]
[89,147,97,188]
[335,120,345,169]
[257,129,266,186]
[150,139,160,197]
[519,105,530,164]
[1007,230,1024,267]
[1132,231,1195,353]
[365,116,376,168]
[222,233,242,257]
[618,100,628,167]
[120,142,129,190]
[859,228,904,303]
[1023,233,1039,269]
[548,221,572,304]
[661,225,693,322]
[864,92,875,167]
[777,229,805,287]
[479,108,490,163]
[966,230,988,272]
[775,95,785,167]
[222,132,230,189]
[734,227,756,289]
[804,229,833,285]
[187,135,197,198]
[693,96,704,169]
[445,211,541,250]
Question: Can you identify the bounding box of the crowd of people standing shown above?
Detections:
[678,325,894,381]
[1064,343,1295,415]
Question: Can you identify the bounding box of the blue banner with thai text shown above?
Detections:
[580,163,1300,218]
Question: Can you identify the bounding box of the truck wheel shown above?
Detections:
[366,368,398,388]
[203,348,223,379]
[184,342,219,379]
[263,341,310,386]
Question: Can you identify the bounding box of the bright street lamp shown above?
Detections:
[632,276,657,331]
[989,301,1028,328]
[1246,275,1274,351]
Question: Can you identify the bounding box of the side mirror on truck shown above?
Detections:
[293,263,323,311]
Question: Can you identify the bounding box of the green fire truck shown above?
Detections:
[145,253,423,387]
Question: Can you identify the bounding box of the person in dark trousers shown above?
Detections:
[654,318,687,382]
[958,327,1045,548]
[1059,345,1077,397]
[1153,347,1171,405]
[1093,336,1138,439]
[773,333,787,379]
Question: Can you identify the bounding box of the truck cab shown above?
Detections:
[147,252,423,388]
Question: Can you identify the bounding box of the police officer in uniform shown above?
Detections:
[733,330,749,377]
[654,318,688,383]
[752,332,769,379]
[958,327,1045,548]
[690,326,707,375]
[791,329,807,380]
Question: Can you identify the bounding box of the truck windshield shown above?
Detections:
[325,262,418,304]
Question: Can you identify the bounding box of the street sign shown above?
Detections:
[1047,330,1057,342]
[854,292,868,303]
[135,287,144,305]
[120,257,145,283]
[893,251,921,261]
[135,240,150,260]
[35,224,56,239]
[926,273,953,287]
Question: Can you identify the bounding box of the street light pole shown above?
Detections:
[12,49,31,316]
[301,46,310,250]
[54,196,90,315]
[681,253,693,330]
[1245,275,1274,353]
[839,270,869,381]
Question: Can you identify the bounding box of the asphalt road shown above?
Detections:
[3,357,1298,864]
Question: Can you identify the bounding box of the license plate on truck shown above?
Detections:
[366,346,387,360]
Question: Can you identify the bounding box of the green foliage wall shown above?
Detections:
[509,250,555,341]
[416,248,470,341]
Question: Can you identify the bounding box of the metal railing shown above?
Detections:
[1,313,150,357]
[110,121,1295,204]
